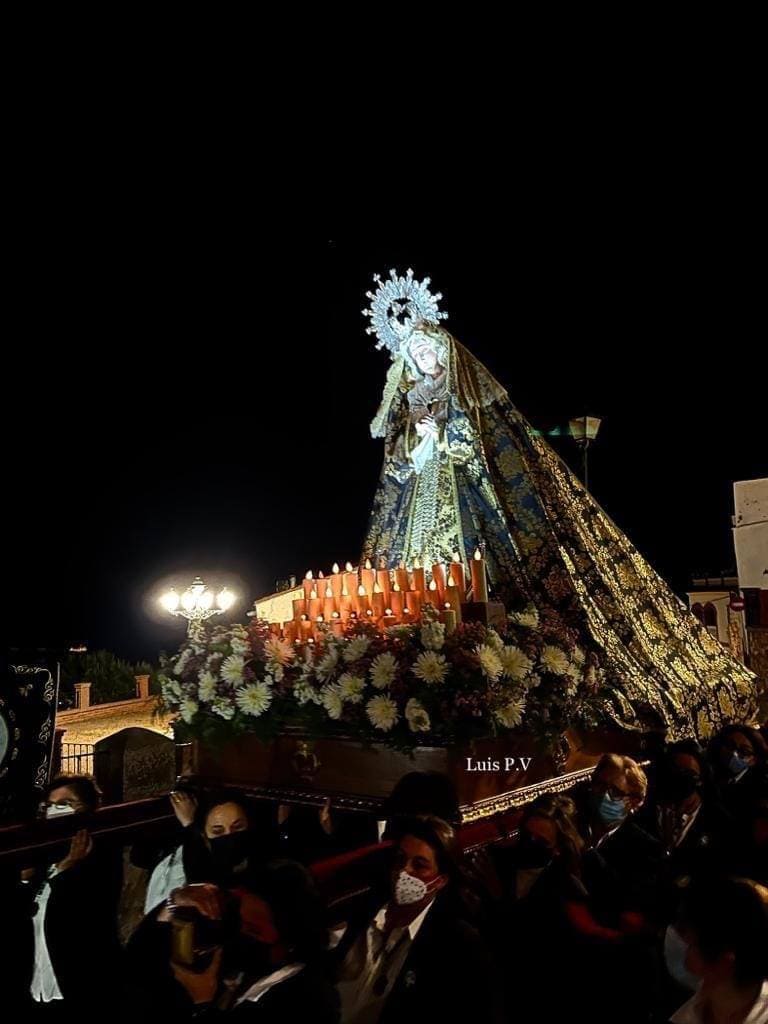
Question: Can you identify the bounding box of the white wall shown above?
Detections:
[733,478,768,589]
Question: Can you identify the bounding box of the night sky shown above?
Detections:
[6,231,765,664]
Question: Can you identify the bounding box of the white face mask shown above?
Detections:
[46,803,76,819]
[393,870,440,906]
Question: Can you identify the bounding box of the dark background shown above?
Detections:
[5,228,765,663]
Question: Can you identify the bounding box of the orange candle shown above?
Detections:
[449,552,467,601]
[339,586,353,619]
[361,558,375,594]
[411,557,426,594]
[426,579,441,608]
[357,584,370,616]
[343,562,358,600]
[302,571,315,601]
[471,548,489,603]
[323,583,337,621]
[283,620,297,643]
[382,609,397,629]
[395,564,410,591]
[440,604,457,635]
[293,597,308,620]
[308,588,323,619]
[330,563,344,599]
[375,566,391,605]
[389,583,404,619]
[330,612,344,638]
[405,590,422,618]
[299,615,313,642]
[371,585,386,619]
[431,563,448,602]
[445,585,464,624]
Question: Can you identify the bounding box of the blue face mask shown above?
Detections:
[729,751,753,777]
[664,925,699,991]
[595,791,628,826]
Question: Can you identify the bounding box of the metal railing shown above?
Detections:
[60,742,94,777]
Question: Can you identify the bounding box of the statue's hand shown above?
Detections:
[415,415,438,440]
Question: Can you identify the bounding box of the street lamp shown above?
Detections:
[160,577,237,637]
[569,416,602,491]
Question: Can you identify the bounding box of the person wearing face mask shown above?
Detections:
[142,788,266,915]
[668,877,768,1023]
[707,725,768,821]
[334,815,503,1024]
[10,775,123,1018]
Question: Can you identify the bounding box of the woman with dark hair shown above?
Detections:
[707,724,768,819]
[334,815,503,1024]
[668,877,768,1022]
[142,787,267,914]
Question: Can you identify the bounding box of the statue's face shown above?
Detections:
[409,333,441,376]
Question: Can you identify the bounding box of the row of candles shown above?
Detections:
[269,550,490,644]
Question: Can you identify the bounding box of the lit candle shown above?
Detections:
[343,561,358,600]
[339,584,353,619]
[357,584,370,616]
[444,585,463,624]
[299,615,313,641]
[283,620,297,643]
[371,582,386,618]
[308,588,323,619]
[389,582,404,619]
[411,557,426,594]
[395,563,410,592]
[431,562,448,602]
[376,563,392,604]
[449,551,467,601]
[302,570,315,601]
[382,608,397,629]
[405,590,422,618]
[441,603,457,635]
[471,548,489,603]
[330,611,344,637]
[330,562,344,599]
[426,579,441,608]
[323,583,336,621]
[361,558,375,594]
[293,597,308,621]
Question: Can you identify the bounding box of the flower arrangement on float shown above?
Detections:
[160,604,609,753]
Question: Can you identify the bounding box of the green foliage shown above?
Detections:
[60,651,159,705]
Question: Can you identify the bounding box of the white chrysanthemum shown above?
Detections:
[174,649,193,677]
[566,661,582,682]
[495,699,526,728]
[486,629,505,653]
[565,676,579,697]
[316,648,340,682]
[212,697,236,720]
[509,604,540,629]
[221,654,246,685]
[476,644,503,681]
[500,645,533,680]
[413,651,449,686]
[162,677,183,701]
[338,673,366,704]
[265,636,295,666]
[235,681,273,717]
[420,620,445,651]
[343,636,371,663]
[370,652,398,690]
[294,679,320,706]
[540,645,570,676]
[572,647,586,666]
[405,698,430,733]
[197,671,218,703]
[320,684,344,720]
[366,694,399,731]
[180,698,198,723]
[230,637,249,656]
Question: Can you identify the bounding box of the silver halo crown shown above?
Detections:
[362,268,448,357]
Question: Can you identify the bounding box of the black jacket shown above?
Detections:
[333,889,504,1024]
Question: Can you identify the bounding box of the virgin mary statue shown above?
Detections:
[361,269,757,741]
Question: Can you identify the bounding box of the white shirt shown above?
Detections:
[30,865,64,1003]
[144,844,187,914]
[235,963,305,1007]
[671,980,768,1023]
[338,901,434,1024]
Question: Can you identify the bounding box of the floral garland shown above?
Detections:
[160,605,610,753]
